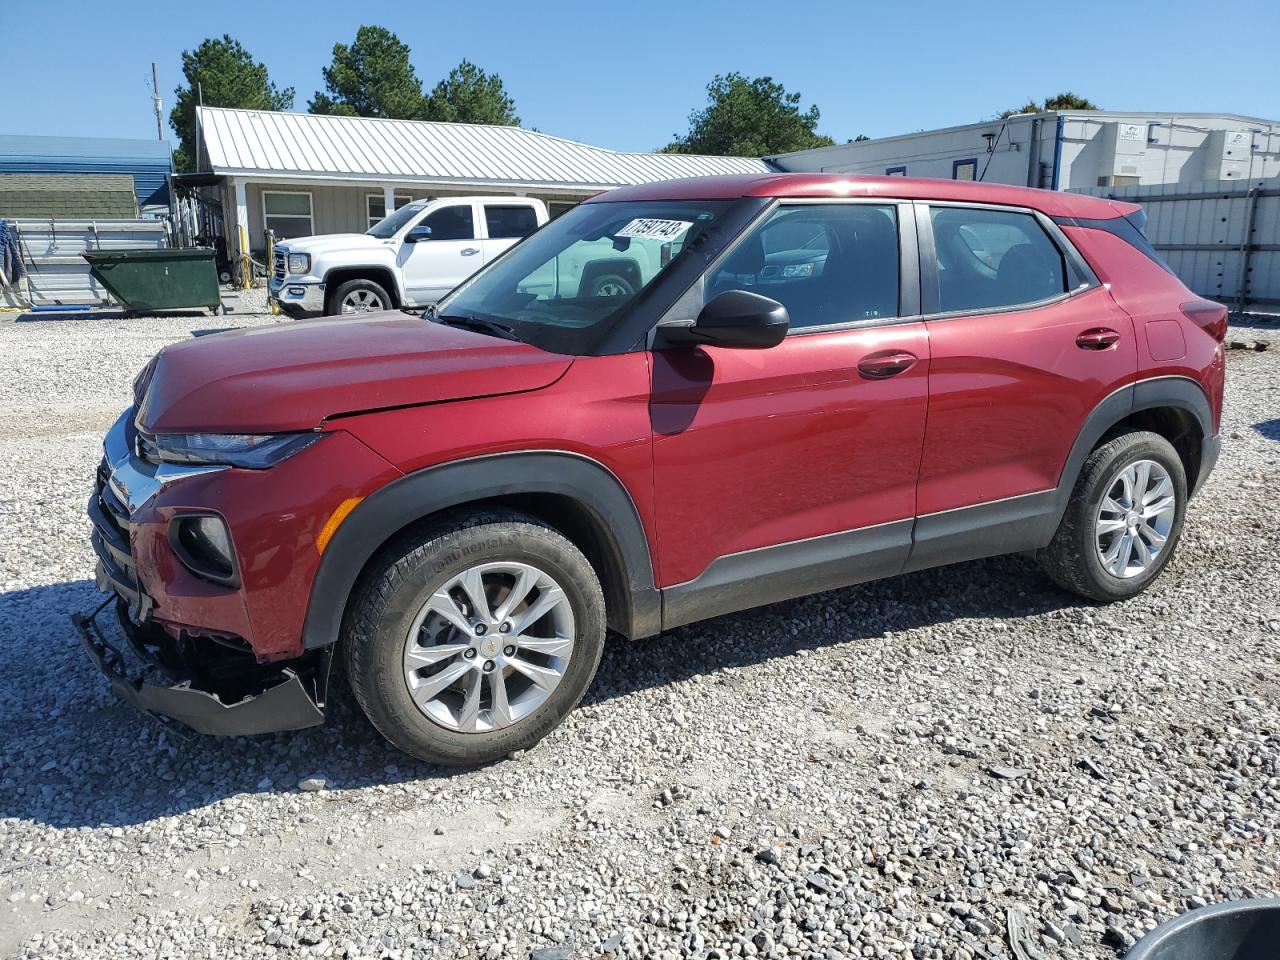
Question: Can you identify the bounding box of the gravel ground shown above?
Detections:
[1,313,1277,960]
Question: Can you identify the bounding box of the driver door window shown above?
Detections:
[419,205,476,241]
[400,204,481,305]
[703,203,900,331]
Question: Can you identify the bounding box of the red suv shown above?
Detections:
[76,174,1225,765]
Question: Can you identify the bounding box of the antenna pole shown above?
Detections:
[151,63,164,139]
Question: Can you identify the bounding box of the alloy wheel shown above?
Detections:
[402,561,575,733]
[1094,458,1177,579]
[340,289,386,314]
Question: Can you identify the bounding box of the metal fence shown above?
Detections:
[1077,178,1279,313]
[7,218,169,306]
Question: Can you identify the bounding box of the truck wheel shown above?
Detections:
[343,511,606,766]
[1038,431,1187,602]
[587,273,634,298]
[327,279,392,316]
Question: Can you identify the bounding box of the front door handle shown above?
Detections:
[857,350,917,380]
[461,247,480,256]
[1076,327,1121,350]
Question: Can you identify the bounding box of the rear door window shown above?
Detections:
[485,205,540,239]
[929,206,1066,312]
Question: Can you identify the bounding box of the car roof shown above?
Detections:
[588,173,1140,220]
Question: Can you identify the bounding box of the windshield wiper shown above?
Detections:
[435,313,522,342]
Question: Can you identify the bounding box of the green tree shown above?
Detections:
[1000,92,1099,118]
[423,60,520,125]
[309,25,428,119]
[663,74,835,156]
[170,36,294,171]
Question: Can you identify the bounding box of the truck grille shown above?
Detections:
[273,250,286,281]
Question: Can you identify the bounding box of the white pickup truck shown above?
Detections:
[269,196,548,317]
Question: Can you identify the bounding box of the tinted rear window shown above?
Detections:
[485,205,540,239]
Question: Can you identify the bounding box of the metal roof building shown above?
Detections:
[185,107,772,263]
[0,134,173,212]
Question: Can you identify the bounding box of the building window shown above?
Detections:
[367,193,413,229]
[548,201,578,219]
[1147,122,1162,144]
[885,166,907,176]
[262,191,313,240]
[952,159,977,181]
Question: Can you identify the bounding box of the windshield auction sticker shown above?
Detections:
[615,218,693,242]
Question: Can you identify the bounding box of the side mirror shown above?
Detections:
[405,225,433,243]
[659,290,789,349]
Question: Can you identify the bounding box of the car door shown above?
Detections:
[648,200,931,625]
[399,202,483,304]
[907,201,1137,569]
[480,202,540,264]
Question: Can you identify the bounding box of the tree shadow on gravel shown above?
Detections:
[0,555,1074,829]
[1255,418,1280,441]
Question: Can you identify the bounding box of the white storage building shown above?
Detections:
[769,111,1280,191]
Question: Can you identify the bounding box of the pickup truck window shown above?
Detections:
[366,200,427,238]
[437,199,732,355]
[420,205,476,241]
[485,205,539,239]
[367,193,413,229]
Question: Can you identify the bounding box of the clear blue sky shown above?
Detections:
[8,0,1278,153]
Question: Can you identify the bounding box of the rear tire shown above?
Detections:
[1038,431,1187,602]
[327,278,392,316]
[343,511,606,766]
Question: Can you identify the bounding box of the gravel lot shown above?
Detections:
[1,312,1277,960]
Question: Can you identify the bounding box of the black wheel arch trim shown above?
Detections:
[1058,375,1214,503]
[322,267,403,307]
[300,451,660,651]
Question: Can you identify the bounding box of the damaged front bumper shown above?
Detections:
[72,598,327,737]
[76,411,330,737]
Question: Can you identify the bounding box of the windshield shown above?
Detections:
[366,200,427,238]
[437,199,733,353]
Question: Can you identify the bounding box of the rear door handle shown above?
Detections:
[461,247,480,256]
[857,350,917,379]
[1076,327,1120,350]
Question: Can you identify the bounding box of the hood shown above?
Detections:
[137,313,573,434]
[279,233,389,257]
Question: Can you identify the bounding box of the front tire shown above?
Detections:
[327,278,392,316]
[1039,431,1187,602]
[343,512,606,766]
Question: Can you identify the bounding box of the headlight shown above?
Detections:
[287,253,311,275]
[152,432,322,469]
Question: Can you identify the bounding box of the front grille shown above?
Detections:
[89,460,149,617]
[134,428,160,465]
[273,250,286,281]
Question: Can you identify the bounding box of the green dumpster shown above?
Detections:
[82,248,222,314]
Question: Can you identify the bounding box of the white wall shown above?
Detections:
[770,116,1057,187]
[771,113,1280,191]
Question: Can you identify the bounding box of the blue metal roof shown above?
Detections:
[0,134,173,208]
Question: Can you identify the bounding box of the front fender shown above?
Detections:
[299,451,660,651]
